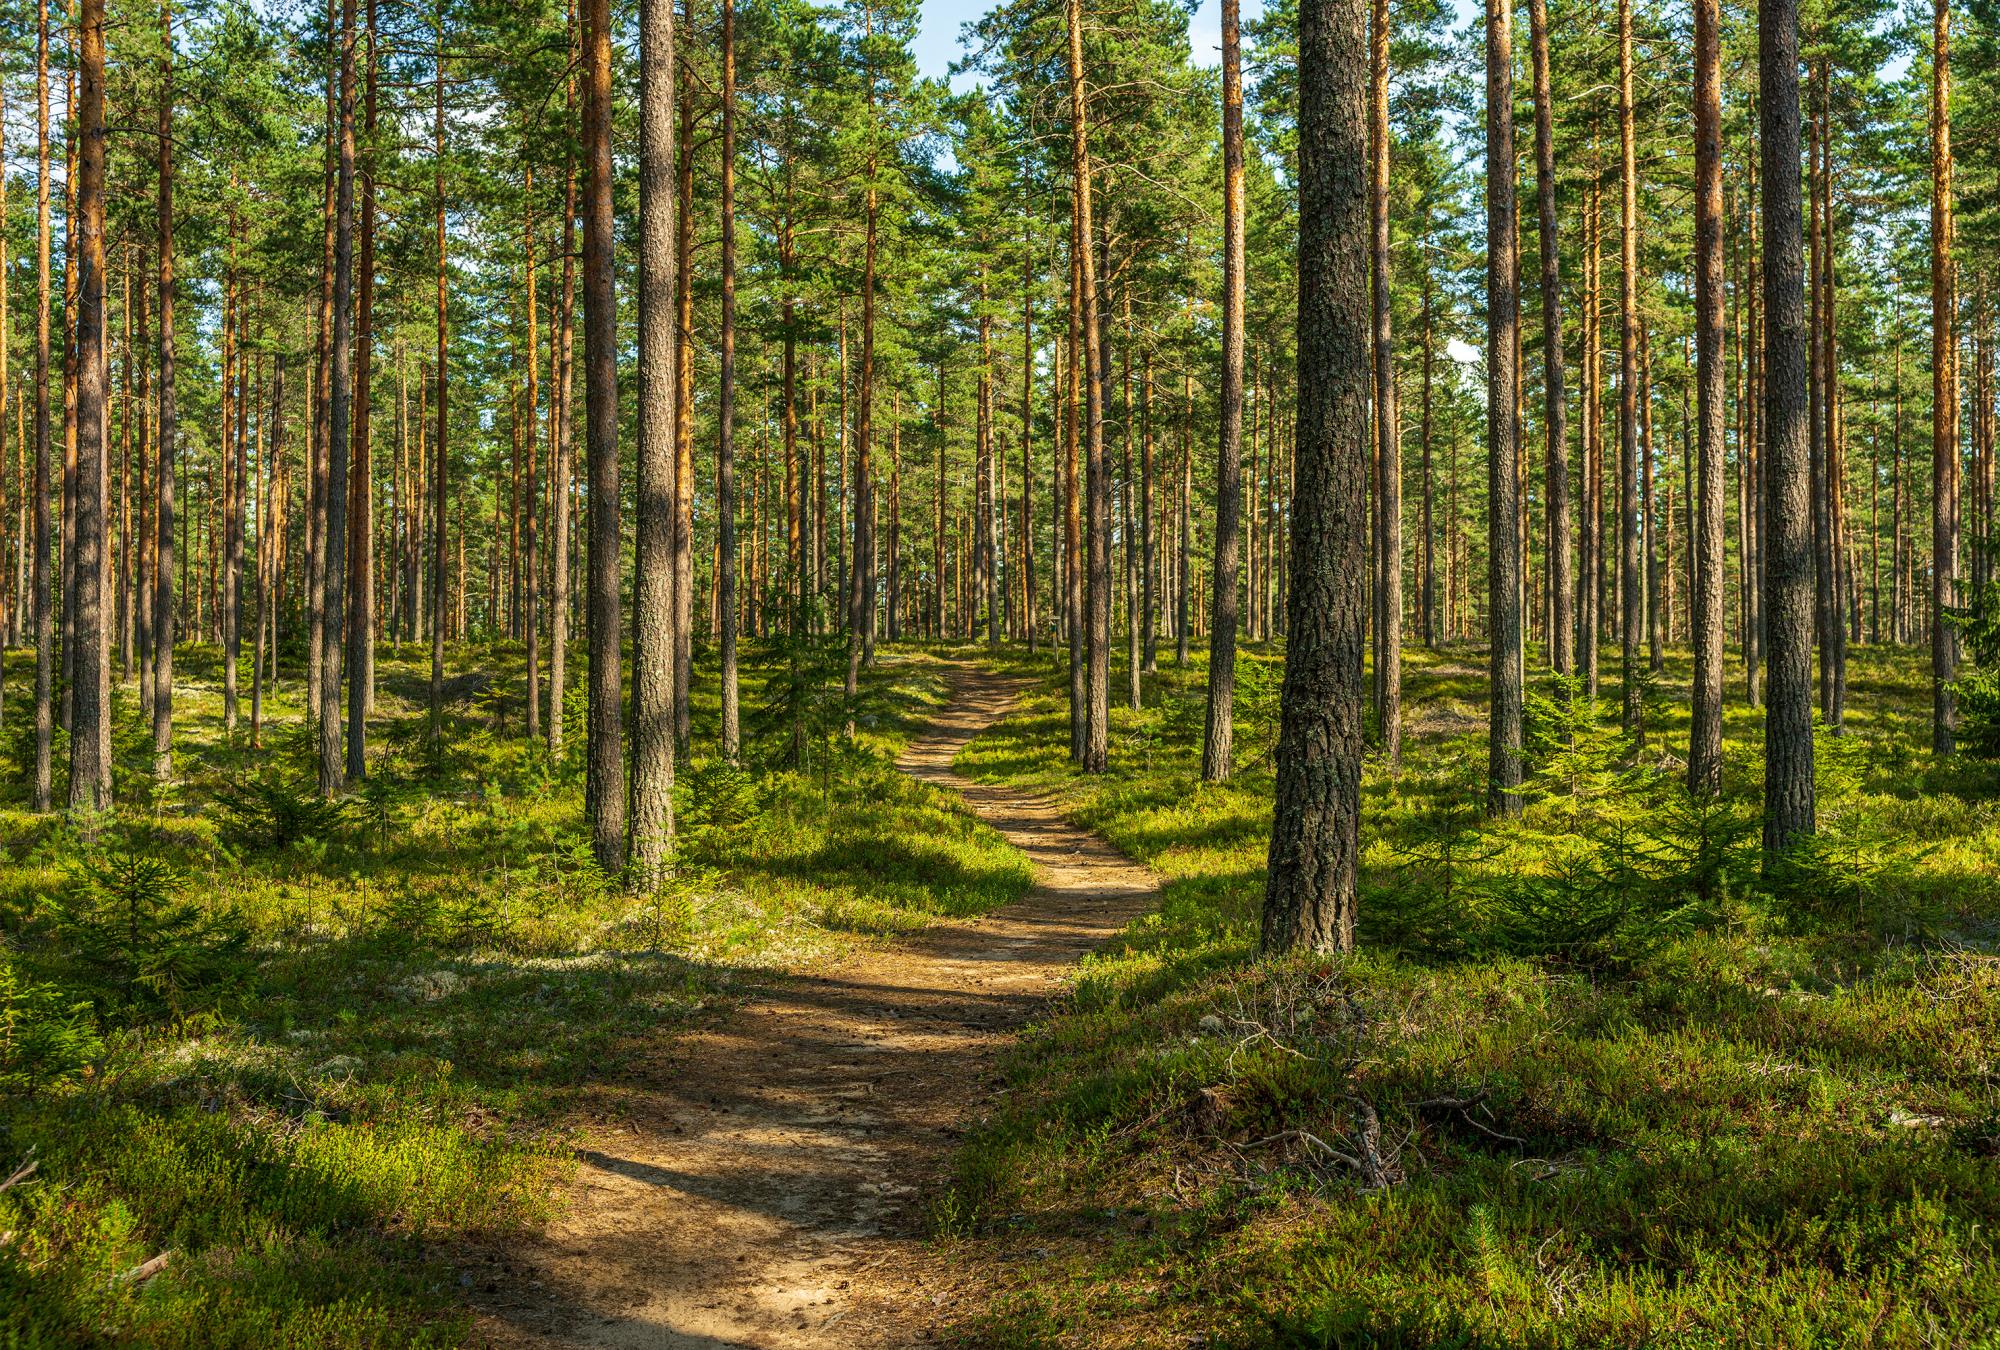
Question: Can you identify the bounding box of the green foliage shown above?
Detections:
[0,954,99,1091]
[212,776,351,853]
[46,852,247,1016]
[677,757,763,834]
[1952,572,2000,758]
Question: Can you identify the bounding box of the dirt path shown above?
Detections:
[471,668,1159,1349]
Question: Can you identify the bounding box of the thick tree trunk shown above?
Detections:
[1760,0,1816,858]
[631,0,679,887]
[1071,4,1109,774]
[68,0,110,811]
[1203,0,1246,783]
[318,0,357,797]
[1265,0,1368,954]
[347,0,377,774]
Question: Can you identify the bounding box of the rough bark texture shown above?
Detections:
[1932,0,1958,756]
[151,0,176,785]
[582,0,624,869]
[1203,0,1246,784]
[1617,0,1642,738]
[1689,0,1725,794]
[1370,0,1401,768]
[1485,0,1522,816]
[68,0,110,812]
[719,0,741,761]
[631,0,679,889]
[1760,0,1816,858]
[1529,0,1569,678]
[1263,0,1369,956]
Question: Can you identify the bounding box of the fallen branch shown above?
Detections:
[119,1251,173,1284]
[0,1153,37,1195]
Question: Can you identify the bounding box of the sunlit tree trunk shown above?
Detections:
[150,0,177,787]
[631,0,679,888]
[1203,0,1246,783]
[582,0,623,866]
[1931,0,1958,755]
[1689,0,1725,794]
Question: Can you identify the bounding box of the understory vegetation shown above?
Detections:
[942,643,2000,1348]
[0,642,1029,1347]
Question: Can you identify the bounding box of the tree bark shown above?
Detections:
[1760,0,1816,858]
[1486,0,1522,815]
[150,0,176,786]
[583,0,623,867]
[1370,0,1401,766]
[1931,0,1958,755]
[1203,0,1246,783]
[631,0,679,888]
[1265,0,1368,954]
[1528,0,1568,677]
[1689,0,1726,794]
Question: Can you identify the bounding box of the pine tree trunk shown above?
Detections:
[1486,0,1522,814]
[1204,0,1246,783]
[1931,0,1958,754]
[1689,0,1726,794]
[582,0,623,866]
[718,0,740,759]
[1370,0,1401,766]
[1760,0,1816,858]
[150,0,176,786]
[68,0,110,810]
[428,16,447,739]
[631,0,678,887]
[1617,0,1642,738]
[1265,0,1367,954]
[1529,0,1568,676]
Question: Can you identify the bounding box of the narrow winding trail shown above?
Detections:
[473,668,1159,1349]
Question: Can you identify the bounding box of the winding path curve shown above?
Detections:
[472,667,1159,1349]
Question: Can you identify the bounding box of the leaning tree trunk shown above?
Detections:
[1203,0,1246,784]
[1263,0,1369,955]
[1760,0,1816,859]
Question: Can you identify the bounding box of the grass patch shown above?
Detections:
[943,639,2000,1347]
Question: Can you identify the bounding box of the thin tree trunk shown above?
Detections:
[1689,0,1726,793]
[1529,0,1568,676]
[583,0,623,867]
[150,0,176,785]
[1370,0,1401,765]
[428,14,447,739]
[1931,0,1958,754]
[1486,0,1522,814]
[1617,0,1642,737]
[718,0,741,759]
[1204,0,1246,783]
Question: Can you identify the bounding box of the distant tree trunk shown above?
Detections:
[1370,0,1401,767]
[220,232,238,736]
[1264,0,1367,954]
[1021,231,1037,652]
[150,0,176,786]
[1642,326,1662,672]
[1582,165,1601,697]
[1931,0,1958,755]
[1760,0,1815,859]
[429,15,447,739]
[1064,209,1084,756]
[630,0,678,889]
[583,0,623,867]
[523,176,541,743]
[1140,348,1156,673]
[1689,0,1725,794]
[1203,0,1246,783]
[1485,0,1523,814]
[845,37,880,729]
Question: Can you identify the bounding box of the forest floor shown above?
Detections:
[469,667,1159,1349]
